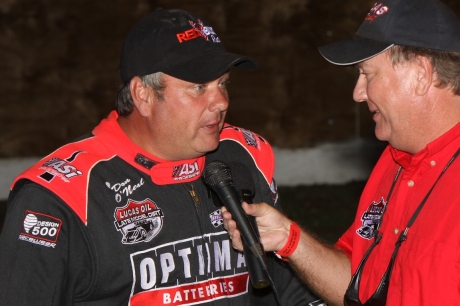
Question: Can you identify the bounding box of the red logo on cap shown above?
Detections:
[176,19,220,43]
[177,28,202,43]
[365,2,389,22]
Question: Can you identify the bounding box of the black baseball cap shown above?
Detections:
[120,8,257,83]
[318,0,460,65]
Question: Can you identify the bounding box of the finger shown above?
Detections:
[240,201,253,214]
[221,210,232,230]
[229,228,244,251]
[221,209,231,220]
[222,216,244,250]
[241,201,270,217]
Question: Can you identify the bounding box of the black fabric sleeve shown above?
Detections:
[0,181,94,306]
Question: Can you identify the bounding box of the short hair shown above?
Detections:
[390,45,460,96]
[116,72,166,117]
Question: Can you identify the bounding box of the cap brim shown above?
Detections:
[318,35,394,65]
[162,52,257,83]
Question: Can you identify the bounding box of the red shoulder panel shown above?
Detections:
[220,124,275,184]
[11,136,115,225]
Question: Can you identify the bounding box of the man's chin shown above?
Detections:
[199,140,220,155]
[207,144,221,154]
[374,126,390,142]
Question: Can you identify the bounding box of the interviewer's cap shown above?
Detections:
[120,8,257,83]
[318,0,460,65]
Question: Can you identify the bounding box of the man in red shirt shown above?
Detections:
[223,0,460,305]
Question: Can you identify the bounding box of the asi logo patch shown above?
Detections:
[172,161,200,181]
[114,198,164,244]
[38,151,84,183]
[18,210,62,248]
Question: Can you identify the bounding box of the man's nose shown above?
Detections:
[208,87,229,112]
[353,74,368,103]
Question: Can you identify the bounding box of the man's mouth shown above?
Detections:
[204,122,218,128]
[371,110,380,120]
[202,121,221,131]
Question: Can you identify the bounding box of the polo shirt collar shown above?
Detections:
[390,122,460,169]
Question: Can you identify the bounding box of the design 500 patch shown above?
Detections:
[19,210,63,248]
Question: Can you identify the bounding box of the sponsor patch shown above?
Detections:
[134,153,157,170]
[172,161,201,181]
[150,157,205,185]
[38,152,84,183]
[19,210,62,248]
[210,209,223,228]
[176,19,221,43]
[129,232,248,305]
[240,128,260,149]
[131,273,248,305]
[114,198,164,244]
[365,2,389,22]
[356,197,386,239]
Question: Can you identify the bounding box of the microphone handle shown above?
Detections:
[218,185,261,248]
[239,190,271,289]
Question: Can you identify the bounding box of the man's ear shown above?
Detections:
[130,76,152,117]
[414,55,434,96]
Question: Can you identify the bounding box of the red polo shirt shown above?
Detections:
[337,123,460,305]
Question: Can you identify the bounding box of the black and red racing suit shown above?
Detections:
[0,111,323,306]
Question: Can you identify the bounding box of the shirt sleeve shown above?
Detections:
[0,181,94,306]
[335,224,354,260]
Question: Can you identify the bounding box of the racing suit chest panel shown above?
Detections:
[85,154,254,303]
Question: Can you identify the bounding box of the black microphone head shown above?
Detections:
[228,162,255,197]
[202,160,233,191]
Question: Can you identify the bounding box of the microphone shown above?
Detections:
[202,160,271,289]
[228,162,271,289]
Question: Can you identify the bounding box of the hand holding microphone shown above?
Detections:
[202,160,271,289]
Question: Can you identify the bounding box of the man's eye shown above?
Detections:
[194,85,206,91]
[219,80,230,87]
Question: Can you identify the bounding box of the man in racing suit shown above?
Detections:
[0,8,323,306]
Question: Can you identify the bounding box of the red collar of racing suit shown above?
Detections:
[92,111,206,186]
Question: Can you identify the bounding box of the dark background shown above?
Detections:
[0,0,386,157]
[2,0,459,155]
[1,0,459,240]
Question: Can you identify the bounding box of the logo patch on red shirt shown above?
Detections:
[356,197,386,239]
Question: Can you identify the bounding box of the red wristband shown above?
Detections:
[275,222,301,258]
